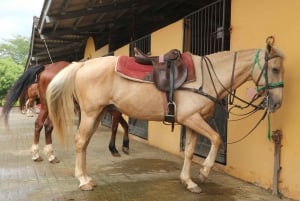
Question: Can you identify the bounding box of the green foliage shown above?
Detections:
[0,35,29,66]
[0,35,28,106]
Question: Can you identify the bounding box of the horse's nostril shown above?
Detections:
[275,103,281,109]
[271,102,281,111]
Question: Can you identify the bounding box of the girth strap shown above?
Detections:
[164,60,176,131]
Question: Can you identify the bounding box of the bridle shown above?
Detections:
[228,48,284,144]
[179,47,284,144]
[251,49,284,94]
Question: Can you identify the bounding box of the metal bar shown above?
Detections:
[272,130,282,197]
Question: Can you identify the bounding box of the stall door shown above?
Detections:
[181,0,231,164]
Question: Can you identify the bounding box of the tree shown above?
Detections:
[0,58,23,105]
[0,35,29,105]
[0,35,29,66]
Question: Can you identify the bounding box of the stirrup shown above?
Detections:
[164,102,176,123]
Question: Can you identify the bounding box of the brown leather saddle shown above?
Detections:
[134,48,188,128]
[134,48,187,91]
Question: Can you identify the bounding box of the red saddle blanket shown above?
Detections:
[115,52,196,83]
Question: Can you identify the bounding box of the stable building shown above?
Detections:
[26,0,300,200]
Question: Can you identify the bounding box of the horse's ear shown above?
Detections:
[266,36,275,54]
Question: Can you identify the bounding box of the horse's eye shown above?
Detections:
[272,67,280,74]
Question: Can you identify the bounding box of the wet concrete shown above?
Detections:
[0,108,294,201]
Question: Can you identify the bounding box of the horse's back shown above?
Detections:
[42,61,71,81]
[76,56,118,85]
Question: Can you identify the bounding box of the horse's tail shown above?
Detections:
[46,62,83,143]
[19,90,27,112]
[1,65,45,124]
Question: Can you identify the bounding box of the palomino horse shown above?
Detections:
[46,37,284,192]
[2,61,129,162]
[20,83,39,117]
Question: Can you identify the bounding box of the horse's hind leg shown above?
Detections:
[119,114,129,154]
[44,117,60,164]
[75,112,100,191]
[31,109,47,162]
[108,111,121,156]
[26,99,34,117]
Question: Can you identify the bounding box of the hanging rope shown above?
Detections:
[43,39,53,64]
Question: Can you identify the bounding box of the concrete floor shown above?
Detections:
[0,108,294,201]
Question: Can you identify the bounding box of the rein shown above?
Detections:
[179,49,283,144]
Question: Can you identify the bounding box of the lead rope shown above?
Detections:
[227,107,269,144]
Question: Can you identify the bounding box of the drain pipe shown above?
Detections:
[271,130,282,197]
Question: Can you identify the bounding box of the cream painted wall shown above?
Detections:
[229,0,300,199]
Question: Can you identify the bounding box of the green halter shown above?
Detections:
[251,49,284,92]
[251,49,284,140]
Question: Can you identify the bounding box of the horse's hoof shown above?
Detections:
[33,156,43,162]
[80,180,96,191]
[199,170,208,183]
[49,157,60,164]
[111,152,121,157]
[187,186,202,194]
[122,147,129,154]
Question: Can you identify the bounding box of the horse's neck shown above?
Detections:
[195,49,260,100]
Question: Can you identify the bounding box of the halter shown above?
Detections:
[251,49,284,93]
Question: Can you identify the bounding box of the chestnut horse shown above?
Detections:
[2,61,70,163]
[2,61,129,163]
[46,37,284,192]
[20,82,39,117]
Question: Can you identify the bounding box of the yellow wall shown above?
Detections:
[93,45,109,57]
[114,44,129,56]
[84,37,109,58]
[151,20,184,54]
[84,37,96,59]
[229,0,300,199]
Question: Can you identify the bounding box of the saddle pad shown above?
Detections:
[115,52,196,83]
[116,56,154,82]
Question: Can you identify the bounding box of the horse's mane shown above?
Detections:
[1,65,45,121]
[207,47,284,60]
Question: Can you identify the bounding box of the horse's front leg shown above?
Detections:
[75,115,99,191]
[180,128,202,193]
[44,117,60,163]
[196,120,221,183]
[179,113,221,192]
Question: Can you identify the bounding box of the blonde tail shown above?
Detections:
[46,62,83,143]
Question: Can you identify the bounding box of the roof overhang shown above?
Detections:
[26,0,218,68]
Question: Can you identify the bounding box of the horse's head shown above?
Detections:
[251,36,284,112]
